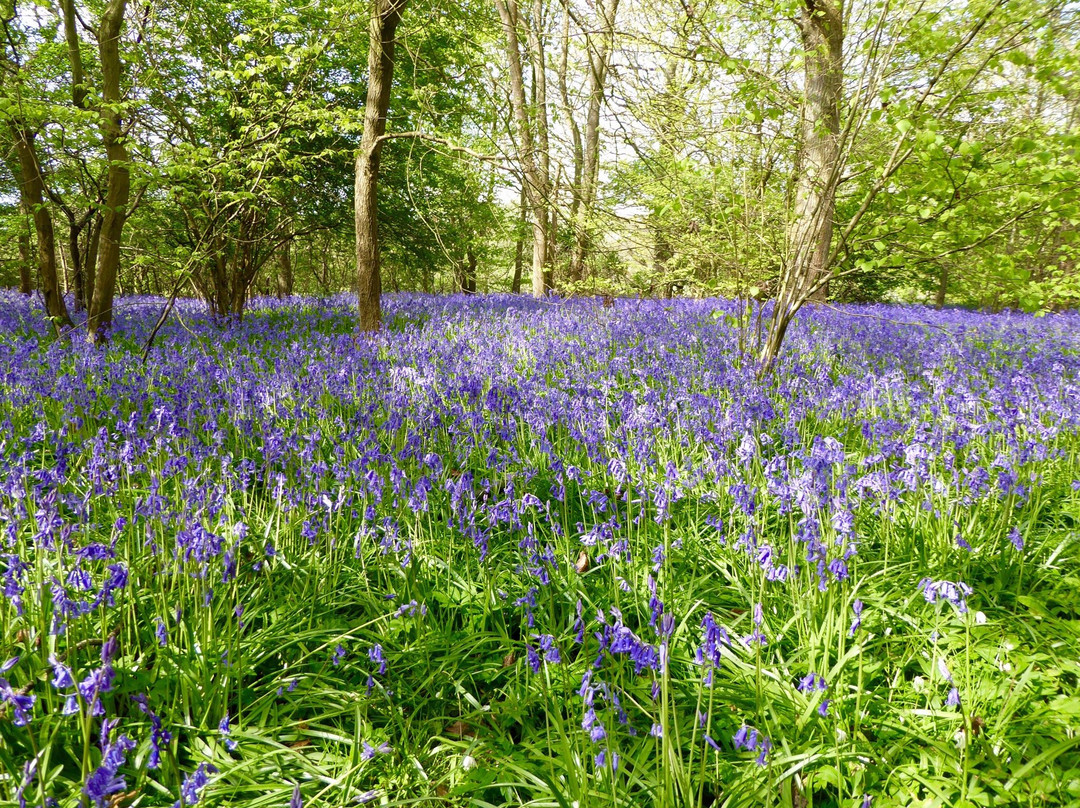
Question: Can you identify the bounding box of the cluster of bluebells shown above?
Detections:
[798,672,831,717]
[919,579,973,614]
[0,291,1077,803]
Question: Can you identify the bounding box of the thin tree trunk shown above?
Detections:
[556,3,583,240]
[569,0,619,283]
[935,264,947,309]
[85,213,100,301]
[4,153,35,295]
[496,0,548,298]
[355,0,408,332]
[61,0,88,110]
[466,249,477,293]
[10,126,71,331]
[87,0,131,342]
[65,212,88,311]
[18,232,31,294]
[276,240,294,298]
[511,184,526,293]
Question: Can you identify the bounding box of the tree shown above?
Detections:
[86,0,131,342]
[496,0,550,298]
[758,0,1040,373]
[567,0,619,282]
[356,0,409,331]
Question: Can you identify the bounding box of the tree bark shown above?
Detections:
[276,239,294,298]
[3,150,35,295]
[497,0,549,298]
[18,232,31,294]
[87,0,131,342]
[569,0,619,283]
[10,126,72,331]
[355,0,408,332]
[759,0,843,375]
[789,0,842,305]
[935,264,947,309]
[61,0,88,110]
[511,183,526,293]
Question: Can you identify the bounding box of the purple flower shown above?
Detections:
[173,762,216,808]
[368,644,386,675]
[219,712,238,751]
[0,682,35,727]
[919,579,972,614]
[333,645,347,666]
[1008,527,1024,551]
[849,599,864,637]
[84,732,135,807]
[49,655,74,689]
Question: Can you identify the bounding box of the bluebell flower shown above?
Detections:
[849,599,864,637]
[49,655,74,689]
[1008,527,1024,551]
[919,578,972,613]
[219,712,238,751]
[369,644,386,675]
[173,762,216,807]
[84,733,135,807]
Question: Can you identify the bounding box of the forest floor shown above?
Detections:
[2,292,1079,808]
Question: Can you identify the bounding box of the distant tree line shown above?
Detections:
[2,0,1078,356]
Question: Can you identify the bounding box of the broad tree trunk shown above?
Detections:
[569,0,619,283]
[497,0,549,298]
[355,0,408,332]
[10,126,71,331]
[87,0,131,343]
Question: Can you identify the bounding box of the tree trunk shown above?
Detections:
[789,0,842,305]
[87,0,131,343]
[85,213,101,301]
[935,264,947,309]
[61,0,88,110]
[355,0,407,332]
[512,184,526,293]
[497,0,549,298]
[4,154,35,295]
[276,240,294,298]
[465,249,477,293]
[10,126,72,331]
[18,232,31,295]
[760,0,843,375]
[569,0,619,283]
[65,212,90,311]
